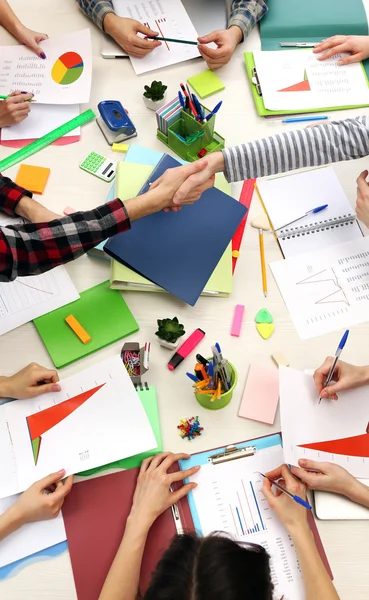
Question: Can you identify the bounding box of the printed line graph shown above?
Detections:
[0,271,62,319]
[296,268,350,306]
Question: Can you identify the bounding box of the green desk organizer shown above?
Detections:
[157,104,225,162]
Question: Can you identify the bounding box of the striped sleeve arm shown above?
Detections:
[222,116,369,182]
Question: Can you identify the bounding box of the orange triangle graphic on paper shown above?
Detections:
[278,79,311,92]
[298,433,369,458]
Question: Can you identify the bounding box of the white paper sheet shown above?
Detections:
[112,0,200,74]
[254,50,369,111]
[188,446,307,599]
[0,355,157,499]
[0,494,66,568]
[0,265,80,336]
[257,168,362,257]
[270,236,369,339]
[0,30,92,104]
[1,104,80,141]
[279,366,369,479]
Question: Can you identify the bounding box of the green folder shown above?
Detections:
[77,386,162,476]
[110,165,233,297]
[244,51,369,117]
[34,281,138,368]
[260,0,369,78]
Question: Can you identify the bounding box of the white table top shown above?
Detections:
[1,1,369,598]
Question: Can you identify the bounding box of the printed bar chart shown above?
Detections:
[229,477,266,537]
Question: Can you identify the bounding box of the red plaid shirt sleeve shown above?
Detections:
[0,174,32,216]
[0,198,130,282]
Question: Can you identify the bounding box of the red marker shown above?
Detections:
[168,328,205,371]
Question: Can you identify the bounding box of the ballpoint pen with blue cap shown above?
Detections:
[205,101,223,121]
[191,93,206,123]
[258,472,312,510]
[273,204,328,232]
[319,329,349,403]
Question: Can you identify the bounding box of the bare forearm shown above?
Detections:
[291,526,339,600]
[0,507,21,542]
[347,480,369,508]
[98,516,149,600]
[0,0,23,37]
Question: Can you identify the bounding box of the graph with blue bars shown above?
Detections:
[229,476,267,537]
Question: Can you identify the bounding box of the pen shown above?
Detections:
[196,354,209,368]
[281,116,329,124]
[147,36,198,46]
[273,204,328,232]
[192,93,205,123]
[259,229,267,298]
[168,328,205,371]
[205,101,223,121]
[258,472,312,510]
[143,342,150,370]
[319,330,349,403]
[178,90,186,111]
[279,42,318,48]
[0,93,35,102]
[180,83,198,119]
[186,372,199,383]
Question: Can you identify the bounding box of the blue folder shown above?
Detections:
[104,154,247,306]
[179,434,282,533]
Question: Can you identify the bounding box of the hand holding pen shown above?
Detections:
[318,330,349,403]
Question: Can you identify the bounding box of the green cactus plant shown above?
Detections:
[143,80,167,102]
[155,317,185,344]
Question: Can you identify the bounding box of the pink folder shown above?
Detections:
[238,364,279,425]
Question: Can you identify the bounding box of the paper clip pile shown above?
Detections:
[178,416,203,440]
[122,350,140,378]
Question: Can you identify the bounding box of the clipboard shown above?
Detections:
[179,432,333,580]
[244,51,369,117]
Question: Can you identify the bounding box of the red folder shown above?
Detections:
[62,468,193,600]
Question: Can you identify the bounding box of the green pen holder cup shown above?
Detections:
[157,105,225,162]
[194,360,238,410]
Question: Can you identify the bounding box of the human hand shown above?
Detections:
[291,459,359,498]
[172,152,224,205]
[10,470,73,526]
[261,464,309,534]
[103,14,161,57]
[147,160,215,211]
[15,25,48,58]
[313,357,369,400]
[314,35,369,65]
[0,363,61,399]
[0,91,33,128]
[197,26,242,69]
[129,452,200,530]
[356,170,369,228]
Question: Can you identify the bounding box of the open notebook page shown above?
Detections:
[257,167,362,257]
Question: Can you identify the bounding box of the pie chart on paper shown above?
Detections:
[51,52,84,85]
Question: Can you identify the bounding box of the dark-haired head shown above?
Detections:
[143,532,274,600]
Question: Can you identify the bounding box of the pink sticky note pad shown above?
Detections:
[231,304,244,336]
[238,364,279,425]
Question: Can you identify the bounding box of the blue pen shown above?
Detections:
[178,90,185,110]
[205,101,223,121]
[319,330,349,403]
[192,94,206,123]
[186,372,199,383]
[259,472,312,510]
[281,116,329,124]
[273,204,328,232]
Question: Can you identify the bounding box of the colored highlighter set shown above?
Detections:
[186,343,233,403]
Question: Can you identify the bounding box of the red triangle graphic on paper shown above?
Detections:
[298,433,369,458]
[278,79,311,92]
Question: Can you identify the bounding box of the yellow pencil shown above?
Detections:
[259,228,267,298]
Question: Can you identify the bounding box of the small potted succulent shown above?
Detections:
[155,317,185,350]
[143,80,167,111]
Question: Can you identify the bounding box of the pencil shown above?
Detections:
[259,229,267,297]
[147,36,198,46]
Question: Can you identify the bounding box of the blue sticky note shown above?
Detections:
[124,144,186,166]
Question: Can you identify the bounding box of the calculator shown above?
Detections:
[79,151,117,182]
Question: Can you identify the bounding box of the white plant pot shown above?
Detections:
[143,92,167,111]
[158,338,179,350]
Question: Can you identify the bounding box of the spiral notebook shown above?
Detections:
[256,167,363,258]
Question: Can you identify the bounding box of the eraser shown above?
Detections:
[112,143,129,153]
[65,314,91,344]
[63,206,76,216]
[272,351,290,368]
[231,304,245,337]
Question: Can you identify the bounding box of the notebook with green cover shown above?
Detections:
[110,167,233,296]
[77,386,162,476]
[34,281,138,368]
[260,0,368,50]
[244,51,369,117]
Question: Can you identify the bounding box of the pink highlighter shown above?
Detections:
[167,328,205,371]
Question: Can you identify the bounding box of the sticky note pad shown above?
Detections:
[15,164,50,194]
[187,70,225,99]
[112,143,129,153]
[238,364,279,425]
[65,314,91,344]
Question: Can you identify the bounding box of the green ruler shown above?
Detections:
[0,109,96,171]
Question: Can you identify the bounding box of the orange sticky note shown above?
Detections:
[65,314,91,344]
[15,164,50,194]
